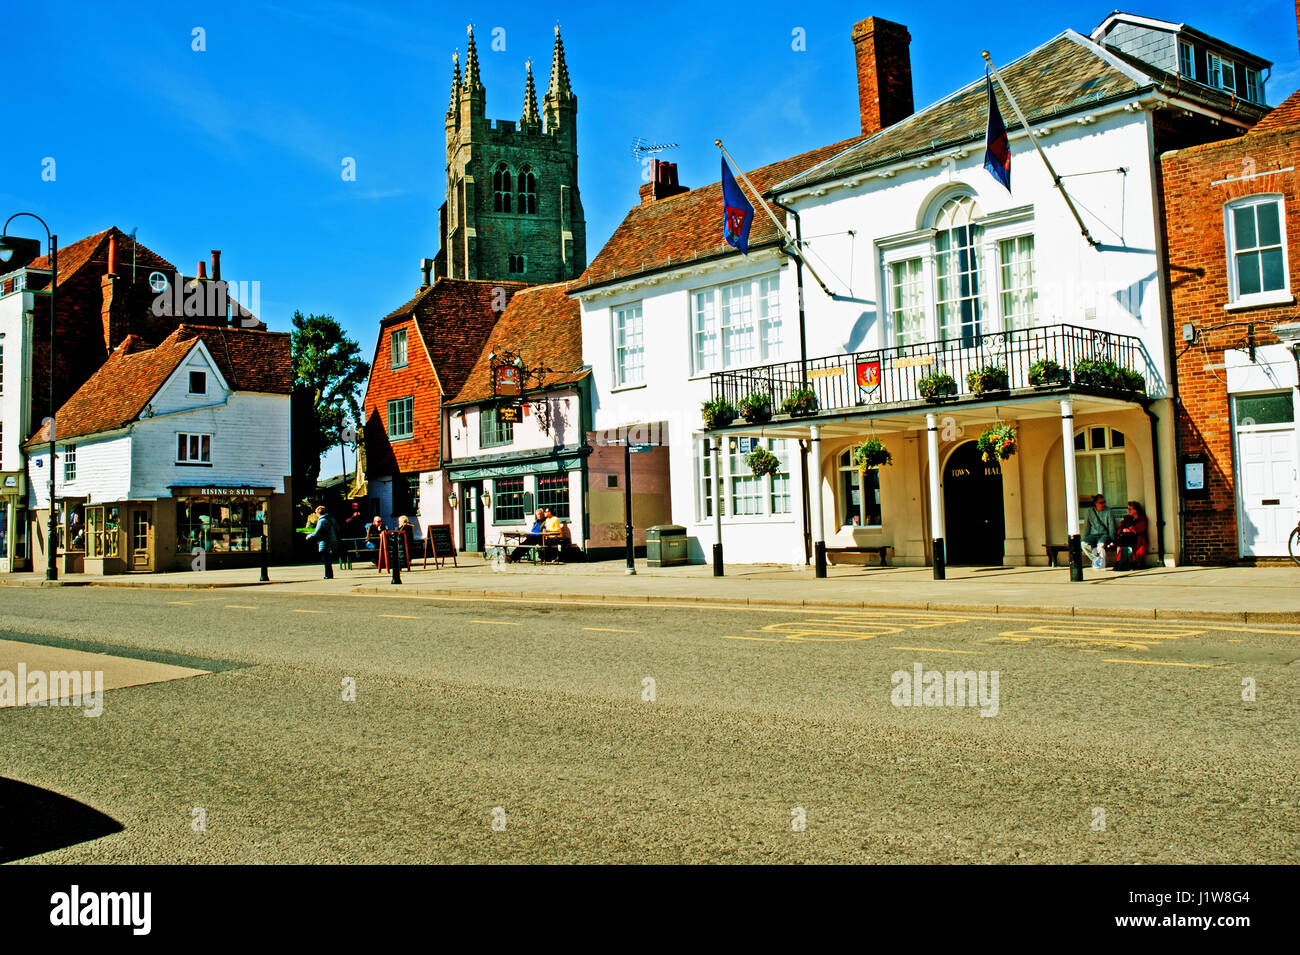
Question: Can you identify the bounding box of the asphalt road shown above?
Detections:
[2,587,1297,864]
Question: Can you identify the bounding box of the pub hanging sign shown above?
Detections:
[493,364,522,398]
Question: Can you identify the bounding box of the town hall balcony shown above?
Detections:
[706,323,1155,430]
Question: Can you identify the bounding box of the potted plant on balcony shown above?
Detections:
[976,423,1018,462]
[738,392,773,424]
[854,438,893,470]
[701,398,738,429]
[746,446,781,478]
[1119,367,1147,394]
[1073,358,1145,393]
[966,365,1009,395]
[918,371,958,401]
[780,388,819,417]
[1028,358,1068,387]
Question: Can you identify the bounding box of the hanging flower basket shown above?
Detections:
[966,365,1009,395]
[854,438,892,469]
[701,398,738,429]
[976,423,1018,462]
[746,447,781,478]
[738,392,773,424]
[918,372,958,401]
[780,388,819,417]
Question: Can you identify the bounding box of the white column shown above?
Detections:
[810,425,826,577]
[1060,398,1083,580]
[925,413,945,579]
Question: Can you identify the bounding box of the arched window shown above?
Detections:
[933,195,983,345]
[517,164,538,214]
[837,449,881,527]
[508,253,526,275]
[1074,426,1126,522]
[493,163,512,213]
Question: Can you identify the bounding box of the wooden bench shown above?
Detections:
[825,545,892,567]
[1044,544,1071,567]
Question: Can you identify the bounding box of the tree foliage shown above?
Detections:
[290,311,369,494]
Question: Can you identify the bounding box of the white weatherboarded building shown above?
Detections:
[25,326,293,574]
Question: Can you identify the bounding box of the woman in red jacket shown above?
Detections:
[1115,501,1148,570]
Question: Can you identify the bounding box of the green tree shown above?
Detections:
[290,311,369,494]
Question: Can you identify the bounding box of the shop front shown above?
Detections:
[0,472,28,573]
[172,485,281,571]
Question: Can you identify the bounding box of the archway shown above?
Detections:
[943,440,1005,565]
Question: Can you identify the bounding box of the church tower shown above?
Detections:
[434,25,587,285]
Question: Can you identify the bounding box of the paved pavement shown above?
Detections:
[2,586,1297,863]
[4,555,1298,622]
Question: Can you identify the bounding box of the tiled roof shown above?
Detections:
[568,137,863,292]
[1251,88,1300,133]
[451,283,585,405]
[776,30,1267,193]
[382,278,527,397]
[25,226,176,286]
[25,325,291,446]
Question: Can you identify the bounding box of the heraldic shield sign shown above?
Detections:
[856,359,881,398]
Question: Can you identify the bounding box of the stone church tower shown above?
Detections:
[433,25,587,285]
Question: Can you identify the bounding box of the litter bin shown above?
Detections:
[646,525,688,567]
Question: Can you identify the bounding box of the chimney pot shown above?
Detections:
[638,161,689,204]
[851,16,914,137]
[211,250,222,281]
[107,235,118,275]
[419,257,433,288]
[197,261,208,280]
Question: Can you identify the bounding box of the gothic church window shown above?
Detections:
[508,253,527,274]
[493,162,512,213]
[518,164,538,214]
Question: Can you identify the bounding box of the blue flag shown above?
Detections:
[721,158,754,254]
[984,71,1011,192]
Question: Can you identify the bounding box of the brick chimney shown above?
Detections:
[639,160,689,204]
[851,16,914,137]
[101,234,130,350]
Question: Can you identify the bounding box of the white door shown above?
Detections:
[1234,393,1296,557]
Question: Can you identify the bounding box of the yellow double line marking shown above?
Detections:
[1104,658,1227,669]
[473,620,520,626]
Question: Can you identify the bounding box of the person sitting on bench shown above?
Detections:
[508,509,546,563]
[364,516,385,563]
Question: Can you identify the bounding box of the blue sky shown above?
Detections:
[4,1,1298,476]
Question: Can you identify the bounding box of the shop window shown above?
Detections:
[536,473,570,518]
[1074,426,1127,522]
[14,507,27,559]
[493,476,525,523]
[56,501,86,552]
[838,449,882,527]
[85,505,121,559]
[177,496,268,553]
[0,502,6,559]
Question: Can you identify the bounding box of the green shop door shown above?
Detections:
[461,482,483,553]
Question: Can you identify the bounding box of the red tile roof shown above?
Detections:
[451,283,585,405]
[26,226,176,287]
[25,325,291,446]
[569,137,863,291]
[1251,89,1300,133]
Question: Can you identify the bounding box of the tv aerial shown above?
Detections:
[631,137,678,162]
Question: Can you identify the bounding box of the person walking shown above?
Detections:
[1080,494,1117,565]
[307,505,340,579]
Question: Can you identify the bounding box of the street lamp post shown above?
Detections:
[0,214,57,581]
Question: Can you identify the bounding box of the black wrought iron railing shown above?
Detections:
[708,324,1151,418]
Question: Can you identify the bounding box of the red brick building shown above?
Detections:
[361,275,523,528]
[1161,23,1300,562]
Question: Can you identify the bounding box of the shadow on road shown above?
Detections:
[0,777,123,863]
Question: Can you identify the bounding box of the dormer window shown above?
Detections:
[189,371,207,395]
[1208,52,1236,94]
[1178,40,1193,78]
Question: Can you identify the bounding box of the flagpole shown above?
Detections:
[715,139,836,296]
[981,52,1102,249]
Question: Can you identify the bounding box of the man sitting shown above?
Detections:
[507,509,546,563]
[364,516,385,563]
[1080,494,1117,564]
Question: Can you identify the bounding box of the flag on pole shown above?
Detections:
[721,157,754,254]
[983,70,1011,192]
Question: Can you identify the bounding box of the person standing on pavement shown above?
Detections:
[307,505,340,579]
